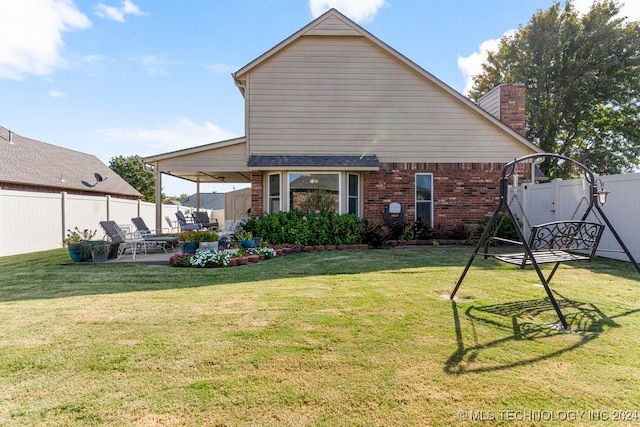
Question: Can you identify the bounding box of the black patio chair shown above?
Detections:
[192,211,219,229]
[175,211,201,231]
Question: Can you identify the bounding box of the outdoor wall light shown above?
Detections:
[595,178,609,205]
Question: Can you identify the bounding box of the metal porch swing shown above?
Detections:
[450,153,640,331]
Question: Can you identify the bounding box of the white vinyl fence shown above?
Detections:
[507,172,640,262]
[0,189,220,257]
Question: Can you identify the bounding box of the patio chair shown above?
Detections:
[100,220,146,259]
[175,211,201,231]
[218,218,247,241]
[165,216,180,233]
[131,217,179,253]
[192,211,219,229]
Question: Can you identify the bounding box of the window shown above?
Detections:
[288,173,339,213]
[347,173,359,215]
[415,174,433,226]
[268,174,280,213]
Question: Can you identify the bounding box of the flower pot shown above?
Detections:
[240,240,255,249]
[90,243,110,263]
[199,241,219,251]
[183,241,199,254]
[67,243,88,262]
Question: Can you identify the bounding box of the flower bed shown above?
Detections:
[167,242,366,268]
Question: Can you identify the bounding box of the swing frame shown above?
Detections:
[450,153,640,330]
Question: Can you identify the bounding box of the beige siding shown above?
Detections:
[156,143,247,173]
[477,86,501,120]
[246,36,532,162]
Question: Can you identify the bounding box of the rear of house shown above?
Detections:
[144,9,540,236]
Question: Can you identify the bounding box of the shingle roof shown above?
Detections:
[0,126,141,197]
[248,155,379,168]
[180,193,225,210]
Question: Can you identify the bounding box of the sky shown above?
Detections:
[1,0,639,197]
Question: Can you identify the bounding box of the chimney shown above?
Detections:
[477,83,525,136]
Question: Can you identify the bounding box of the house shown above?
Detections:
[180,192,225,210]
[142,9,541,235]
[0,126,140,199]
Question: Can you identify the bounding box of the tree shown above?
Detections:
[109,155,159,202]
[470,1,640,178]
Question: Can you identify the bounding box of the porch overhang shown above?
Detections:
[141,137,252,184]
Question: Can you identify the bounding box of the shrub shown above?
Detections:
[247,210,365,246]
[481,213,522,241]
[168,253,193,267]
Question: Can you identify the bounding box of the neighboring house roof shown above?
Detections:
[290,173,340,191]
[0,126,141,198]
[181,193,225,210]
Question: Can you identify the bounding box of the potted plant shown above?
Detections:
[86,240,111,263]
[63,227,97,262]
[235,229,254,249]
[195,230,219,252]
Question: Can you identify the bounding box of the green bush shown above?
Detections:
[242,210,365,246]
[481,213,522,241]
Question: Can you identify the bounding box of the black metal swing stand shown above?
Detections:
[450,153,640,331]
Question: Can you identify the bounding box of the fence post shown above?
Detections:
[106,195,111,220]
[61,191,67,245]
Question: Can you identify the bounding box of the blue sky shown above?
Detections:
[1,0,638,196]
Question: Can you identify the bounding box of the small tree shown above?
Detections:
[109,155,160,202]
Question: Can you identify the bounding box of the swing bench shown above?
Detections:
[451,153,640,331]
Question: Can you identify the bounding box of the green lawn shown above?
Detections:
[1,247,639,426]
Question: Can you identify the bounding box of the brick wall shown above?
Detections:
[251,171,264,216]
[0,181,139,200]
[363,162,505,235]
[499,84,526,136]
[250,162,530,236]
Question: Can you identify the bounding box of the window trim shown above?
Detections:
[415,173,433,226]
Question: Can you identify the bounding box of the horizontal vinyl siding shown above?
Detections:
[157,143,248,172]
[246,36,532,163]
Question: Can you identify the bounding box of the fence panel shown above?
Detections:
[0,190,206,257]
[516,173,639,262]
[1,190,62,255]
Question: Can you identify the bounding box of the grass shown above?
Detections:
[1,247,639,426]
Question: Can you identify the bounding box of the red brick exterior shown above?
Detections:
[363,162,503,235]
[249,162,533,236]
[498,84,526,136]
[0,182,139,200]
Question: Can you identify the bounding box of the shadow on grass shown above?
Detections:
[1,247,638,303]
[445,294,640,374]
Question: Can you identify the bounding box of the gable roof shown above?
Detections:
[233,8,541,154]
[0,126,141,198]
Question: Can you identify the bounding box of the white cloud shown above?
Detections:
[572,0,640,20]
[309,0,386,22]
[457,31,514,96]
[0,0,91,80]
[95,118,238,155]
[49,89,66,98]
[95,0,145,23]
[207,63,234,74]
